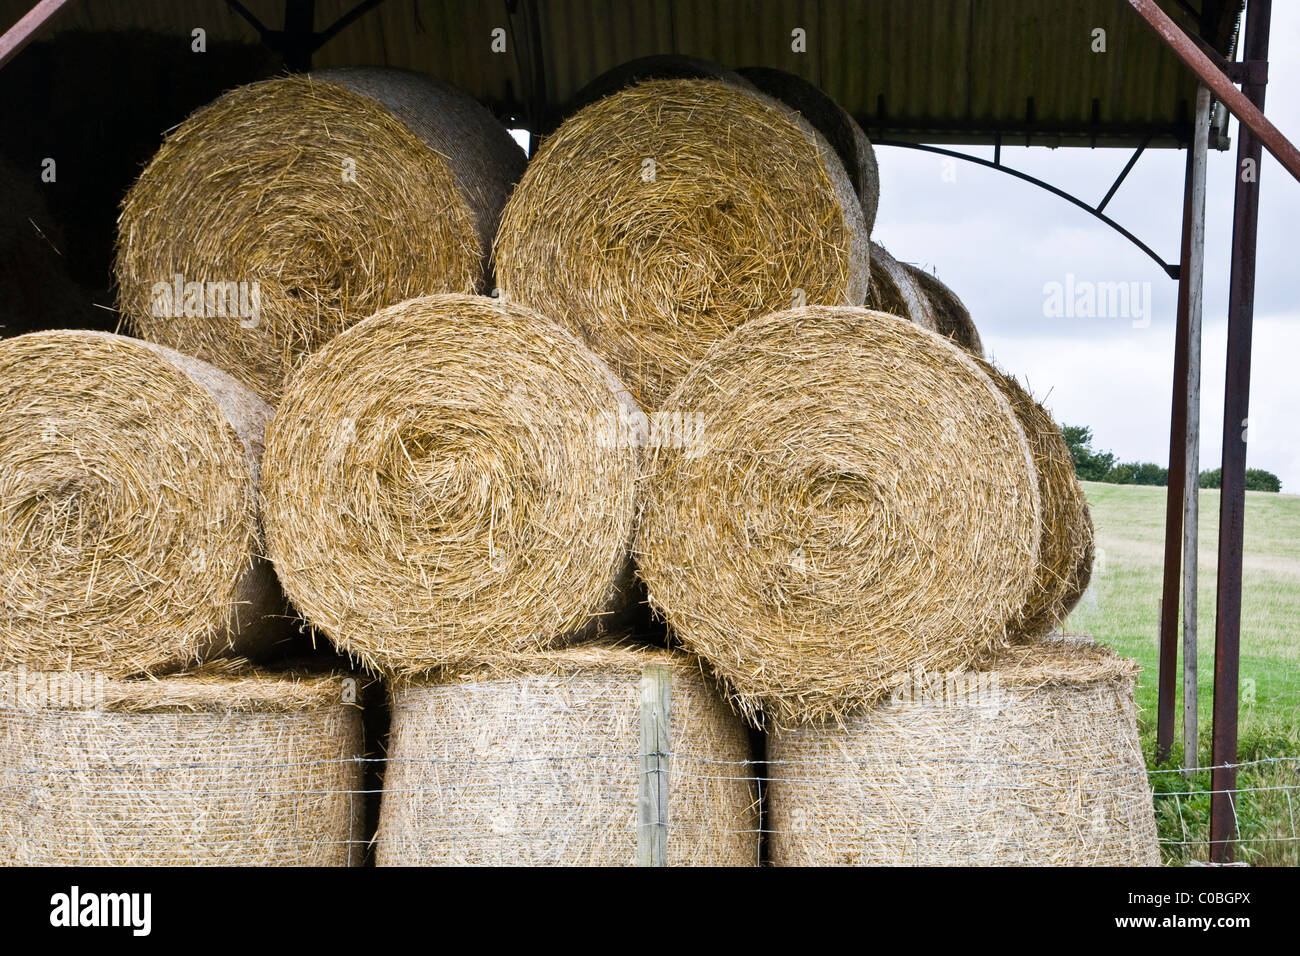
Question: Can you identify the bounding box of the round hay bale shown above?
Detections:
[0,665,364,865]
[636,306,1040,728]
[115,69,527,403]
[766,638,1160,866]
[494,77,871,410]
[565,54,749,119]
[0,330,282,676]
[863,241,937,331]
[738,67,879,235]
[261,293,644,677]
[903,263,984,355]
[375,644,757,866]
[980,365,1095,638]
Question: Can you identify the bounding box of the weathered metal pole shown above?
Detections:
[1182,85,1211,776]
[1156,141,1195,765]
[0,0,70,69]
[1211,0,1271,864]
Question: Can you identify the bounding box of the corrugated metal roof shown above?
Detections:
[2,0,1241,147]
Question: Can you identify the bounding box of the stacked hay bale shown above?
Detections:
[904,263,984,356]
[737,67,880,235]
[116,68,526,403]
[980,364,1095,639]
[261,293,644,676]
[0,330,282,675]
[494,76,871,409]
[376,645,757,866]
[766,639,1159,866]
[863,241,937,331]
[0,665,364,865]
[636,306,1040,728]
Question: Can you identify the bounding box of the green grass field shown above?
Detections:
[1065,481,1300,865]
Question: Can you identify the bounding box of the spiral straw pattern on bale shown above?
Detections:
[863,241,937,331]
[981,365,1095,639]
[262,294,644,677]
[116,69,526,403]
[766,638,1159,866]
[904,263,984,356]
[737,66,880,236]
[0,331,281,676]
[636,306,1040,728]
[494,78,870,410]
[0,666,364,865]
[375,645,758,866]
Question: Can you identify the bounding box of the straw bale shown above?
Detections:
[980,365,1095,638]
[0,330,281,675]
[115,69,526,402]
[863,241,937,331]
[0,665,364,865]
[904,263,983,355]
[767,639,1159,865]
[494,77,870,409]
[636,306,1039,728]
[376,644,758,865]
[261,294,643,676]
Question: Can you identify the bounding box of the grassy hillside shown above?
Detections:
[1064,481,1300,864]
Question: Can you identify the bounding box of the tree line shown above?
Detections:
[1061,425,1281,492]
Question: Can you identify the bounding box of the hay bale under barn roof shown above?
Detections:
[904,263,984,355]
[376,643,758,866]
[0,663,364,865]
[766,638,1160,866]
[261,293,644,678]
[738,66,880,235]
[635,306,1040,728]
[494,77,870,410]
[980,364,1095,639]
[0,330,281,676]
[863,240,937,331]
[115,69,525,403]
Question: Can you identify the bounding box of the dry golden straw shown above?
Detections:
[0,331,281,676]
[904,263,984,355]
[262,294,644,677]
[376,644,758,866]
[980,364,1095,639]
[636,306,1040,728]
[494,78,870,409]
[116,69,526,403]
[0,664,364,865]
[737,66,880,235]
[767,637,1160,866]
[863,240,937,331]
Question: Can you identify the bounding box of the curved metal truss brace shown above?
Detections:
[876,139,1180,280]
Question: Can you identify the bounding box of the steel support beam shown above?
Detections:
[0,0,70,69]
[1156,140,1198,765]
[1210,0,1271,864]
[1128,0,1300,184]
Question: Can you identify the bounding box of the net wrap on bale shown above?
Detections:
[0,664,364,865]
[904,263,984,356]
[863,240,937,331]
[375,644,758,866]
[494,77,870,409]
[766,638,1160,866]
[116,69,526,402]
[636,306,1040,728]
[262,293,644,677]
[0,331,281,676]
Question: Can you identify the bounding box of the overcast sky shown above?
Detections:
[872,6,1300,491]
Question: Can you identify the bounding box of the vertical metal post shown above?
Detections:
[1156,137,1197,766]
[1211,0,1270,863]
[637,664,671,866]
[1182,85,1211,776]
